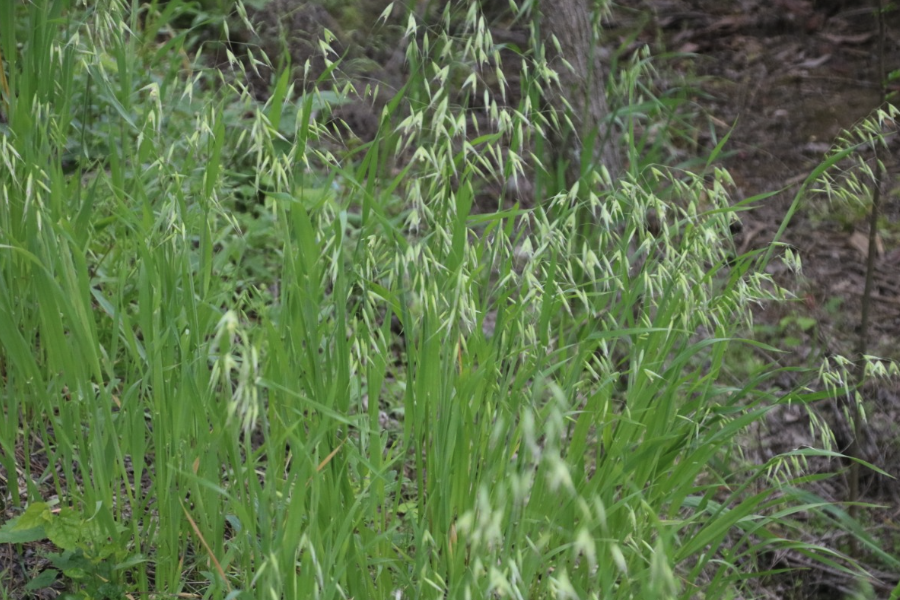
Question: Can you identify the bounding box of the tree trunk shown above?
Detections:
[540,0,622,185]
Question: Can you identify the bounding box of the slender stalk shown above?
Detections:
[849,0,887,558]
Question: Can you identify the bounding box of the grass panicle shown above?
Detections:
[0,1,893,599]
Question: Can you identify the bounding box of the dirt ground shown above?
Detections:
[620,0,900,361]
[611,0,900,596]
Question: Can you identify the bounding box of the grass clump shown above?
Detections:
[0,1,892,599]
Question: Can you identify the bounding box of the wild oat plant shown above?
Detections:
[0,1,895,599]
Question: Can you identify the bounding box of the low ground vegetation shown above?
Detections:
[0,1,897,599]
